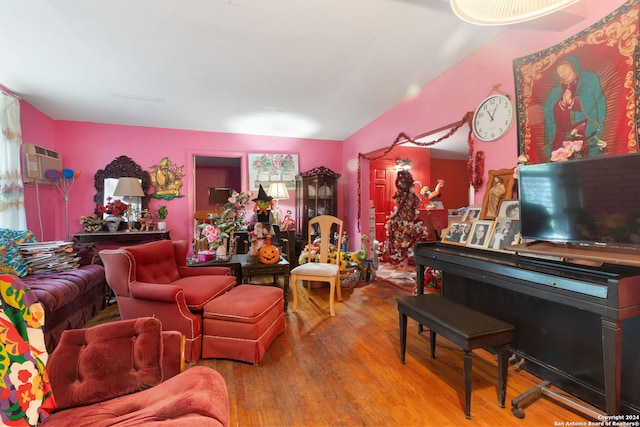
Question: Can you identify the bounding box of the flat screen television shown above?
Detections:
[518,153,640,251]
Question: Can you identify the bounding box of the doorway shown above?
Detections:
[194,156,242,211]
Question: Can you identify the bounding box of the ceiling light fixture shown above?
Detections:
[450,0,580,26]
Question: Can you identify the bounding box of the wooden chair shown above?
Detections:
[290,215,343,316]
[193,209,221,253]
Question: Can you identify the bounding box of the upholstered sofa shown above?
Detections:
[20,263,107,353]
[41,317,230,426]
[0,229,107,353]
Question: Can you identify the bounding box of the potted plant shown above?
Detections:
[156,205,168,231]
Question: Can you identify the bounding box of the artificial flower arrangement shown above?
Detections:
[197,190,253,252]
[97,197,128,216]
[411,267,442,295]
[513,153,529,179]
[419,179,444,207]
[298,241,351,271]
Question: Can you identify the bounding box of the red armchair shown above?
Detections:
[42,317,229,426]
[100,239,236,362]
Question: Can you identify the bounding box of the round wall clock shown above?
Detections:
[472,93,514,142]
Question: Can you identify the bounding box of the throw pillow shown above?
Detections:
[0,229,38,277]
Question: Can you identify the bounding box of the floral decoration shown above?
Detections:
[97,197,128,216]
[550,129,608,162]
[197,190,253,251]
[419,186,432,198]
[298,242,348,271]
[412,267,442,295]
[424,267,442,289]
[513,153,530,179]
[251,154,296,173]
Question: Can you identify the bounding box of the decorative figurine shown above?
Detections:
[137,209,154,231]
[249,185,275,234]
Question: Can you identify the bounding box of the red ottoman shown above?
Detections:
[202,284,285,364]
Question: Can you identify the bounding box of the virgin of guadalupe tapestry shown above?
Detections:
[513,0,640,164]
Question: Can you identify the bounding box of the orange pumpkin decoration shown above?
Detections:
[258,235,280,264]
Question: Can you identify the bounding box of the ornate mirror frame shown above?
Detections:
[94,156,151,214]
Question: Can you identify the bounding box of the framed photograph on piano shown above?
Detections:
[487,218,521,252]
[467,220,495,249]
[441,221,472,246]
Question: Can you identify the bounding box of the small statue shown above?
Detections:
[138,209,154,231]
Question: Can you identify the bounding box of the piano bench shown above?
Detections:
[397,293,514,419]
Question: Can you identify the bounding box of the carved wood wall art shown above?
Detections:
[94,156,151,214]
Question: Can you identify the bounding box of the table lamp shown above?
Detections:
[267,182,290,227]
[113,177,146,232]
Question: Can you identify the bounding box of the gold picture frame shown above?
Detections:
[467,220,495,249]
[441,221,473,246]
[462,205,481,222]
[480,169,515,220]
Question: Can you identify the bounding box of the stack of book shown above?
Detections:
[18,241,79,274]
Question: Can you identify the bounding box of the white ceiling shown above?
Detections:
[0,0,506,152]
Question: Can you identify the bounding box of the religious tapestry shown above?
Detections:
[513,0,639,164]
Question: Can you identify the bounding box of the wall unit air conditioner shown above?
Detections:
[23,143,62,185]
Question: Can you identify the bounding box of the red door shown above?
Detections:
[370,160,395,243]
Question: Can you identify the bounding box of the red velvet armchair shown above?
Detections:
[42,317,230,426]
[99,239,236,362]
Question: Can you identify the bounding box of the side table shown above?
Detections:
[237,254,290,312]
[186,257,243,281]
[187,254,291,312]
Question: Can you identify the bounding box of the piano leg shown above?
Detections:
[601,317,622,415]
[416,263,425,334]
[511,380,606,420]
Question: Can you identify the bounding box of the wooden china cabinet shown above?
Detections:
[295,166,340,245]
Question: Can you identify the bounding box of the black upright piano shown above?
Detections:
[414,241,640,415]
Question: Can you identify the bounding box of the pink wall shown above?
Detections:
[19,0,621,250]
[343,0,623,241]
[21,115,342,250]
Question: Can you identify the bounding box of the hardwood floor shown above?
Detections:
[87,277,593,426]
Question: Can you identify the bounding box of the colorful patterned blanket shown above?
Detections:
[0,274,56,426]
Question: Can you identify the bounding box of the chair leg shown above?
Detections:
[335,274,342,301]
[329,280,336,316]
[291,275,298,312]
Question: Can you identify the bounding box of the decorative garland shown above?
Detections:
[473,151,484,191]
[356,111,481,231]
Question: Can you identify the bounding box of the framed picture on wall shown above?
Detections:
[467,220,494,249]
[441,221,473,246]
[248,153,299,191]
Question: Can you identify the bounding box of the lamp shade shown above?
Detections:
[267,182,290,200]
[113,177,145,197]
[209,187,232,205]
